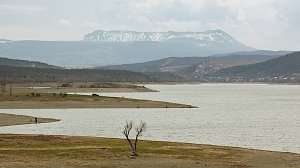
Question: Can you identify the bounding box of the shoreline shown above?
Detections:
[0,113,59,127]
[0,113,299,167]
[143,82,300,86]
[16,86,159,93]
[12,82,158,93]
[0,93,195,109]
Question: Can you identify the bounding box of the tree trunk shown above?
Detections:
[134,133,140,156]
[125,135,136,156]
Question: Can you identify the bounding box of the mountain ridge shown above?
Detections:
[83,29,237,43]
[83,30,252,51]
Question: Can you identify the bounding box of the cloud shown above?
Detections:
[57,19,74,28]
[0,0,300,50]
[0,4,45,15]
[153,19,202,32]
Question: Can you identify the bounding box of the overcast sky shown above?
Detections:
[0,0,299,50]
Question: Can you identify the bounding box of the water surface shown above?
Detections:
[1,84,299,153]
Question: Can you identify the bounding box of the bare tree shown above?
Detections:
[0,76,6,95]
[134,121,146,155]
[9,84,12,96]
[123,120,147,157]
[123,121,135,155]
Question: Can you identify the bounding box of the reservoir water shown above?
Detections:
[1,84,299,153]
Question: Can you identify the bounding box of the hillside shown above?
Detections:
[0,65,182,83]
[211,52,300,82]
[101,53,280,80]
[0,30,253,67]
[0,57,59,69]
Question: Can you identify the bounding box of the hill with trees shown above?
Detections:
[101,53,281,80]
[0,65,182,83]
[210,52,300,83]
[0,57,59,69]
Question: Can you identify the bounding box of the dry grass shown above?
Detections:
[0,134,299,168]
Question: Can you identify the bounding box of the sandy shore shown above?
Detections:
[13,82,157,93]
[0,113,59,127]
[15,86,158,93]
[0,93,194,109]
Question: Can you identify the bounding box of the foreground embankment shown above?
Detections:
[0,134,299,168]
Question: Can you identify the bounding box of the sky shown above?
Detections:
[0,0,299,50]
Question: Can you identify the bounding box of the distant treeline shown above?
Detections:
[0,57,59,69]
[0,65,182,83]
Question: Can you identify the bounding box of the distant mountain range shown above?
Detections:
[1,51,299,83]
[0,39,11,44]
[0,30,254,67]
[1,29,298,83]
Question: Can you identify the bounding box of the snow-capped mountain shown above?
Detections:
[0,39,12,44]
[83,30,240,45]
[0,30,254,67]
